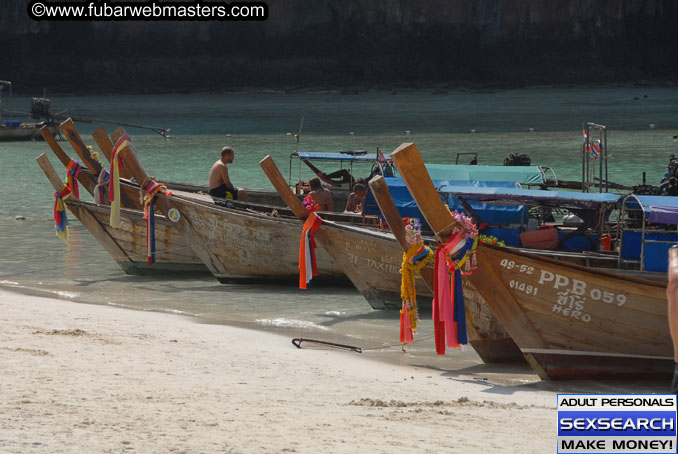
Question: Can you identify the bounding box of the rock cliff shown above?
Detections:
[2,0,677,92]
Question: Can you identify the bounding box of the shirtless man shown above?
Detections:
[308,177,333,211]
[208,147,247,200]
[344,183,366,213]
[667,246,678,394]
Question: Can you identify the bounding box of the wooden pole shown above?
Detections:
[40,126,70,167]
[111,127,127,144]
[91,126,132,180]
[367,175,408,249]
[36,153,70,197]
[40,125,97,194]
[60,118,103,176]
[368,174,435,289]
[390,143,453,238]
[116,142,230,278]
[115,142,151,192]
[259,155,308,220]
[35,153,134,263]
[92,126,114,162]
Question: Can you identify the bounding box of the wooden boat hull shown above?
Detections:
[468,244,674,379]
[163,181,350,211]
[67,200,208,275]
[315,221,523,363]
[156,194,346,282]
[1,124,58,141]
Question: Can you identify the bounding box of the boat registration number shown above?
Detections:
[499,257,630,324]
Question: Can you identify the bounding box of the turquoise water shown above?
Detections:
[1,87,677,377]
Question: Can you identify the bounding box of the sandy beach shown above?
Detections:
[0,289,559,453]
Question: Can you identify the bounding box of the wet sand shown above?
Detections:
[1,289,558,453]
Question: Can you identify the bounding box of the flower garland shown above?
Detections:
[399,218,434,344]
[478,234,505,248]
[87,145,101,164]
[302,195,318,212]
[444,210,479,275]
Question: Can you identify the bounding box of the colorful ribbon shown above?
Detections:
[299,212,323,289]
[432,232,470,355]
[65,159,82,200]
[108,136,130,228]
[143,181,168,266]
[53,186,72,241]
[399,242,434,344]
[94,169,110,206]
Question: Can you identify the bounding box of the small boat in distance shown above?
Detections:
[1,84,58,141]
[0,119,58,141]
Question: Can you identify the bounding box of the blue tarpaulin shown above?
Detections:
[364,179,621,231]
[364,178,526,226]
[625,195,678,225]
[294,151,378,162]
[621,195,678,272]
[437,186,621,210]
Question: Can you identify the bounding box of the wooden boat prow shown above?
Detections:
[260,154,426,308]
[368,174,523,363]
[261,153,522,362]
[474,244,672,379]
[390,142,674,379]
[35,153,206,274]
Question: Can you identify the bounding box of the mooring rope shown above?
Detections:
[292,334,436,353]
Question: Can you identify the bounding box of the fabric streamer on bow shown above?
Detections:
[299,212,323,289]
[64,159,82,200]
[399,217,434,344]
[53,186,72,241]
[94,169,110,206]
[108,136,131,228]
[142,181,168,266]
[432,232,470,355]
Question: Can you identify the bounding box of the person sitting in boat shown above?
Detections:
[323,168,353,185]
[208,146,247,201]
[344,183,366,213]
[308,177,333,211]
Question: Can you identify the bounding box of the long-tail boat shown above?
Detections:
[41,120,382,284]
[38,123,209,275]
[367,175,522,363]
[390,142,674,379]
[109,139,347,283]
[40,120,344,278]
[259,154,523,363]
[36,152,207,274]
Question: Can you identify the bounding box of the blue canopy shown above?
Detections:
[425,164,547,185]
[364,179,621,229]
[625,195,678,225]
[294,151,378,162]
[364,178,526,226]
[363,165,551,223]
[438,185,621,210]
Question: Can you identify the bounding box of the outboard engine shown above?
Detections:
[30,97,52,119]
[503,153,532,166]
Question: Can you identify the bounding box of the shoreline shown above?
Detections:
[1,288,558,453]
[0,281,533,377]
[5,81,676,98]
